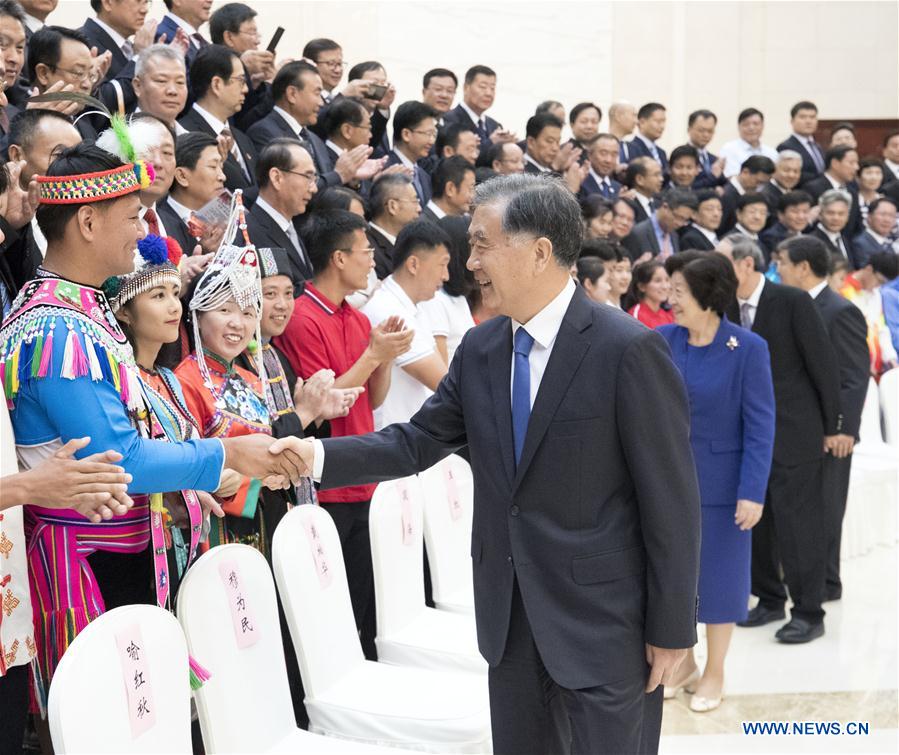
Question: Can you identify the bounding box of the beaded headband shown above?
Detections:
[106,234,185,313]
[37,161,155,205]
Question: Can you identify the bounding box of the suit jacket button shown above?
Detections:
[507,555,513,564]
[510,504,520,517]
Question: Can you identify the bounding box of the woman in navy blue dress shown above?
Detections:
[657,252,775,712]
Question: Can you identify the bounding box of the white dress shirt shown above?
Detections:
[273,105,305,138]
[426,199,447,219]
[23,13,42,34]
[729,175,747,196]
[141,203,168,237]
[809,280,829,300]
[92,16,131,57]
[634,192,654,220]
[733,223,759,241]
[694,224,719,245]
[524,153,551,173]
[817,223,850,259]
[369,222,396,245]
[165,195,194,224]
[254,195,304,256]
[192,103,250,178]
[325,139,345,157]
[392,148,415,169]
[312,277,576,479]
[737,274,766,328]
[720,138,779,178]
[588,167,613,193]
[460,101,487,129]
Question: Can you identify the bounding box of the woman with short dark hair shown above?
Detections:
[656,252,776,713]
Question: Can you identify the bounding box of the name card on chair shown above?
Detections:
[115,624,157,738]
[218,561,260,649]
[444,466,464,522]
[397,479,415,546]
[303,518,333,589]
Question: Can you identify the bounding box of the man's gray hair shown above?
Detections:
[776,149,802,164]
[729,235,766,272]
[473,173,583,266]
[819,188,852,210]
[135,44,185,78]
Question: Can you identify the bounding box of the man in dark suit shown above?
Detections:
[759,190,812,258]
[523,112,562,175]
[719,155,776,234]
[623,156,664,225]
[686,109,726,189]
[244,138,318,290]
[776,101,826,187]
[622,187,697,261]
[761,151,802,225]
[810,189,857,267]
[178,44,256,195]
[442,65,514,163]
[777,236,869,603]
[154,0,210,69]
[678,190,722,250]
[424,155,475,222]
[579,133,622,200]
[851,197,898,267]
[79,0,148,81]
[319,96,374,185]
[366,173,421,279]
[624,102,668,174]
[246,61,372,194]
[385,100,439,207]
[803,146,861,237]
[722,237,842,643]
[284,174,701,755]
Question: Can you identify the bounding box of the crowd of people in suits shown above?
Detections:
[0,0,898,751]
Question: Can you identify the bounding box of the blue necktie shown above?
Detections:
[700,150,711,174]
[512,327,534,467]
[600,179,611,198]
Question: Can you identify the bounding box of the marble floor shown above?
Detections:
[659,544,898,753]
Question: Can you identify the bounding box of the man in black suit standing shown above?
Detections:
[320,96,373,176]
[178,44,256,195]
[367,173,421,279]
[623,156,664,224]
[803,145,861,237]
[761,150,802,224]
[79,0,151,82]
[385,100,439,207]
[686,109,725,189]
[776,101,826,188]
[284,173,701,754]
[523,112,562,175]
[247,61,372,194]
[442,65,516,163]
[678,190,722,250]
[625,102,668,174]
[244,138,318,291]
[810,189,856,267]
[777,236,869,603]
[622,187,697,262]
[721,237,841,644]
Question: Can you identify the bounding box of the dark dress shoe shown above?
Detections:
[737,605,785,627]
[775,617,825,644]
[824,586,842,602]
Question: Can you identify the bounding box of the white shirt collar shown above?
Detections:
[734,223,759,240]
[511,278,576,350]
[273,105,304,137]
[92,16,129,50]
[739,273,766,308]
[460,101,485,127]
[792,132,815,147]
[192,102,226,136]
[381,274,417,313]
[524,153,551,172]
[165,195,194,222]
[254,195,293,232]
[885,159,899,177]
[23,13,42,33]
[770,179,788,193]
[369,222,396,245]
[729,175,746,195]
[866,228,888,244]
[824,172,844,190]
[392,148,415,169]
[635,132,657,150]
[589,167,610,185]
[164,11,198,37]
[426,200,447,219]
[325,139,344,156]
[817,223,842,243]
[635,192,653,214]
[695,224,718,243]
[809,280,829,299]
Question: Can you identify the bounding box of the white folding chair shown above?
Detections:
[272,504,492,753]
[369,476,485,673]
[49,604,191,754]
[418,455,476,615]
[879,368,899,446]
[177,544,401,754]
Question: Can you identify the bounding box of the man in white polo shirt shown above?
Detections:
[362,220,451,428]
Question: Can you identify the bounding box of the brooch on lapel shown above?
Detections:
[726,335,740,351]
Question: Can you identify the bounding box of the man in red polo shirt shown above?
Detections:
[276,209,413,658]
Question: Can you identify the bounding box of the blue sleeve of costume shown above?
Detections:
[23,322,224,494]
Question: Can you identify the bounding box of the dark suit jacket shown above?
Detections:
[244,201,311,290]
[803,175,861,238]
[678,225,717,251]
[759,222,795,258]
[232,78,273,134]
[813,286,869,439]
[443,104,501,162]
[245,109,342,193]
[154,15,203,68]
[809,225,856,268]
[385,150,432,206]
[319,287,701,689]
[777,135,824,187]
[691,147,725,190]
[420,203,442,225]
[726,279,842,465]
[621,217,679,260]
[761,180,786,228]
[577,172,621,201]
[78,18,132,80]
[851,230,893,269]
[625,136,669,173]
[367,225,394,280]
[156,197,195,256]
[178,106,257,195]
[719,182,743,235]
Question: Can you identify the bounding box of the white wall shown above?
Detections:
[52,0,898,153]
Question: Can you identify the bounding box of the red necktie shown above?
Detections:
[143,207,160,236]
